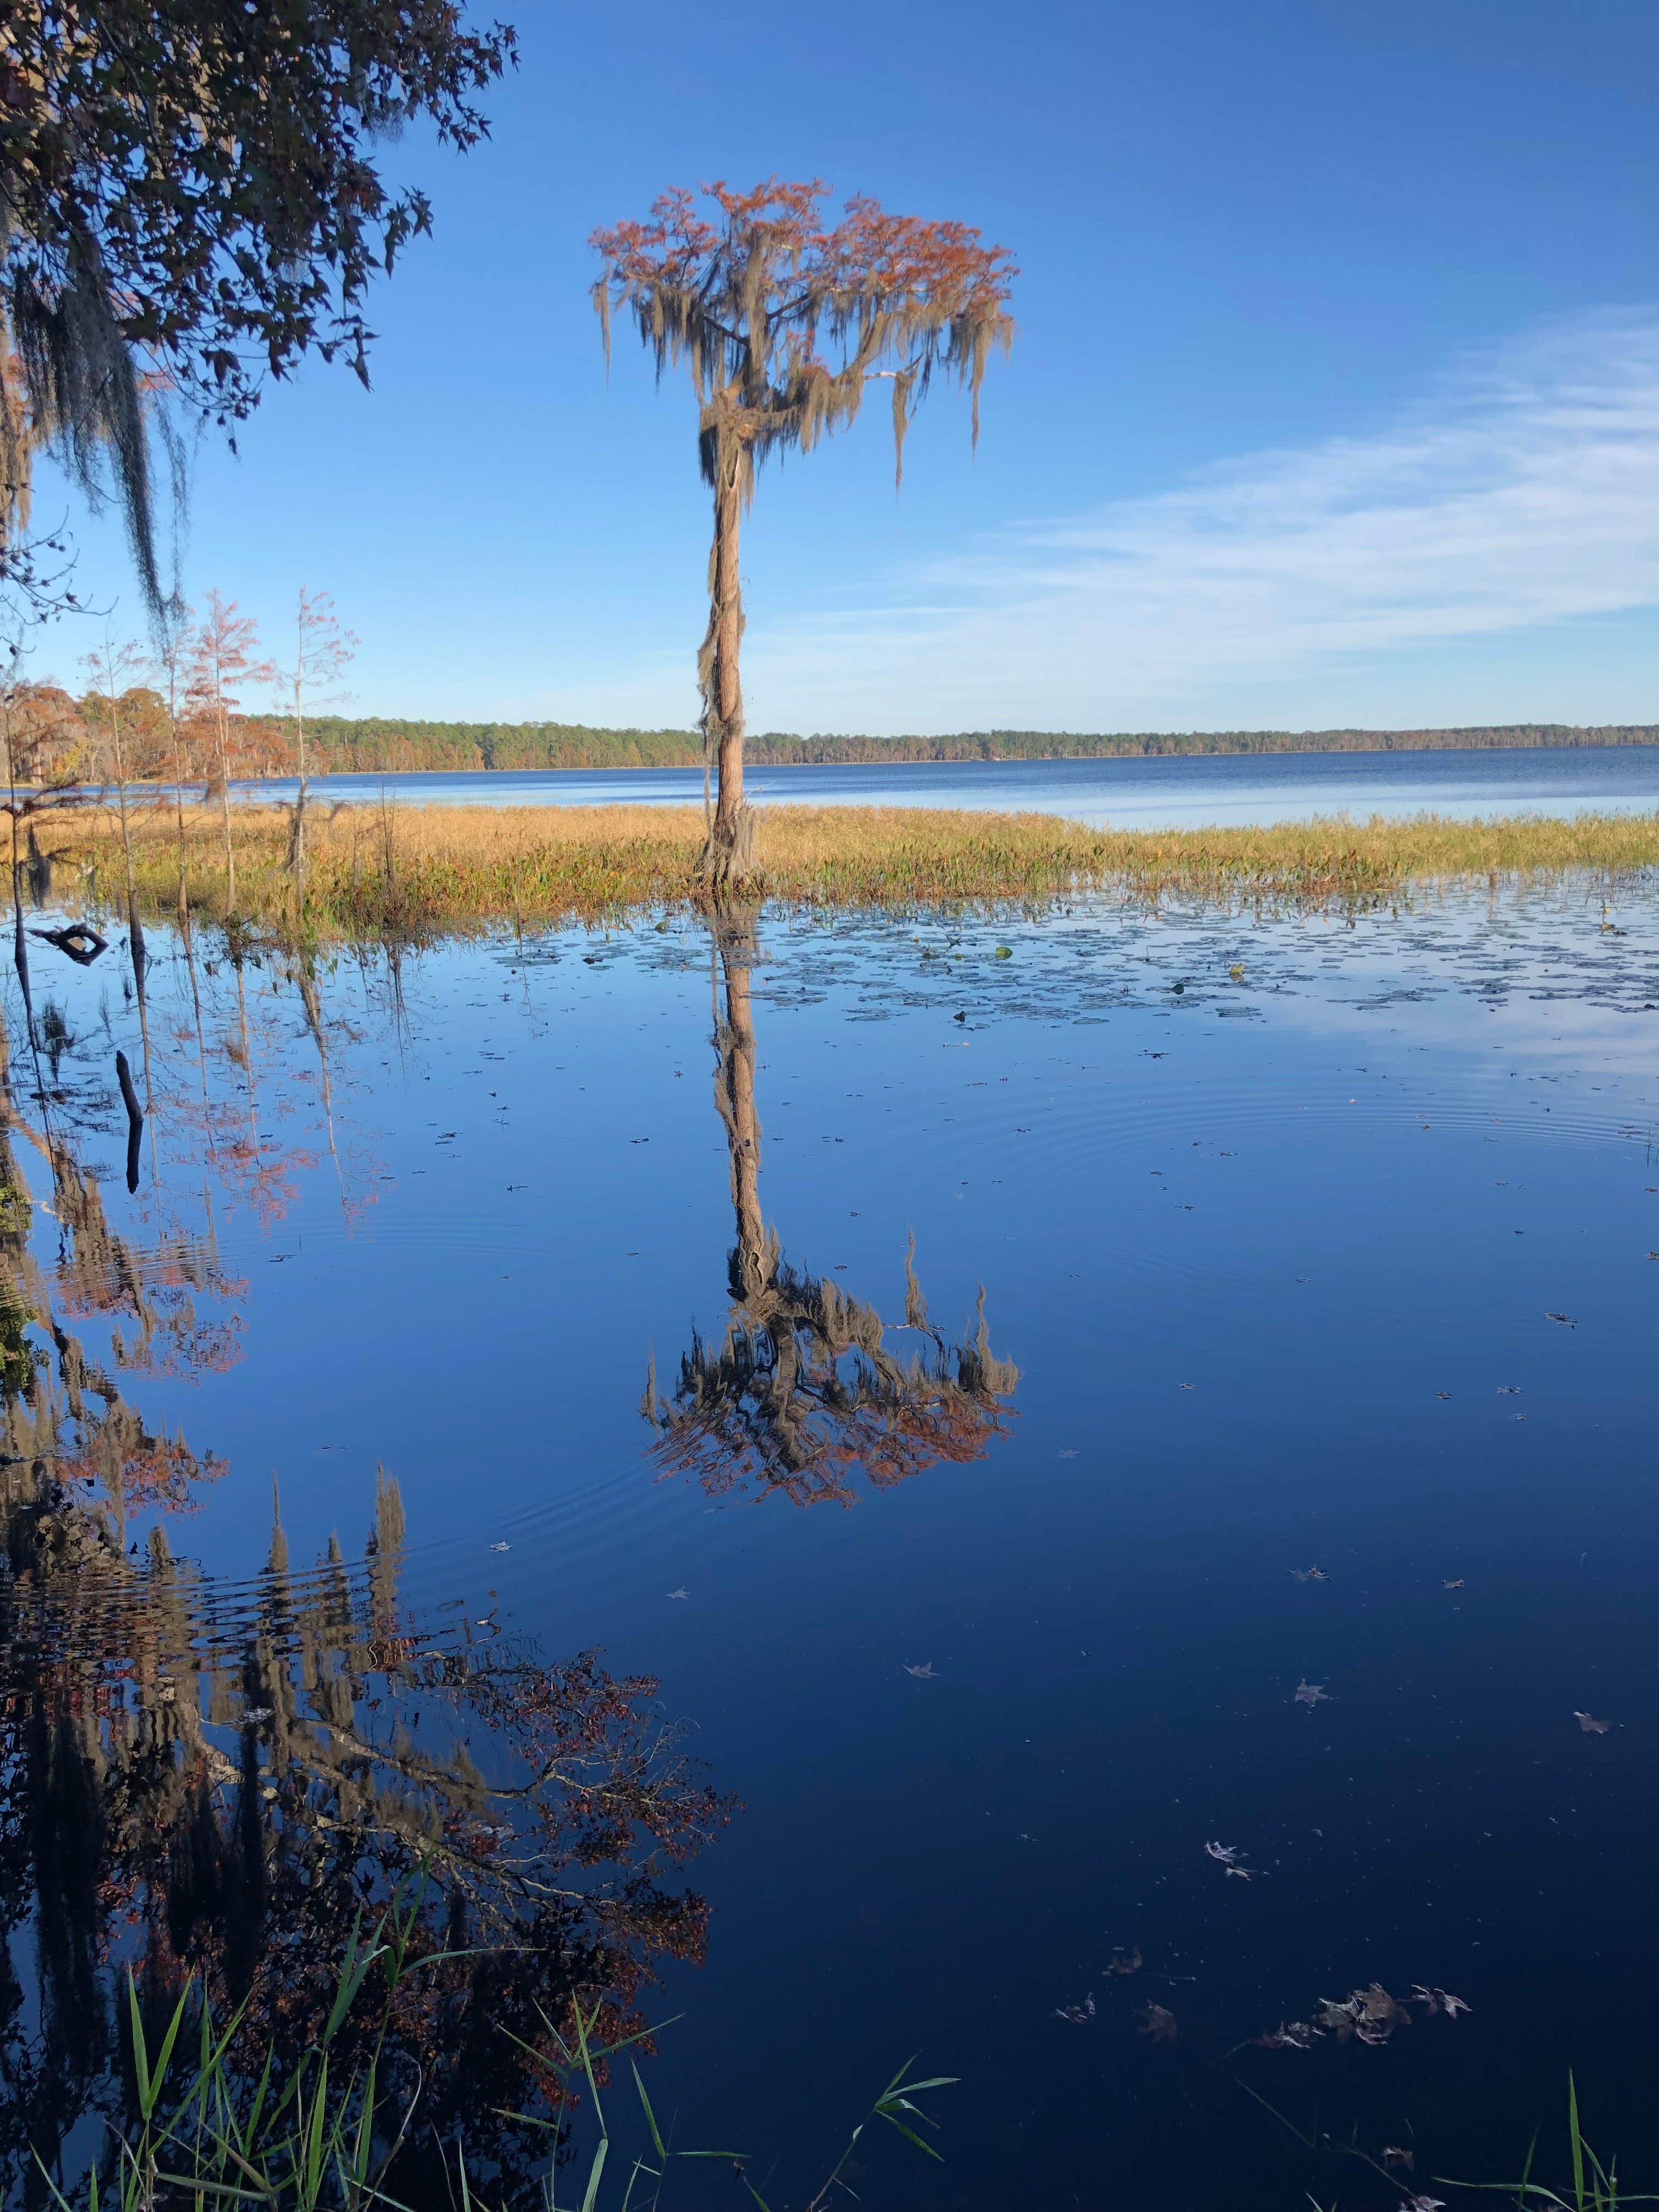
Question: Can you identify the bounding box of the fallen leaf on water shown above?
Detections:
[904,1662,938,1679]
[1139,2002,1177,2043]
[1226,1865,1260,1880]
[1314,1997,1362,2041]
[1295,1679,1330,1708]
[1054,1995,1096,2024]
[1104,1945,1142,1977]
[1401,2197,1446,2210]
[1410,1986,1471,2018]
[1441,1578,1464,1590]
[1357,1984,1412,2039]
[1289,1565,1330,1583]
[1249,2021,1316,2050]
[1385,2148,1416,2172]
[1573,1710,1610,1734]
[1204,1841,1242,1864]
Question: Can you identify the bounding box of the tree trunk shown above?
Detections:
[698,428,754,894]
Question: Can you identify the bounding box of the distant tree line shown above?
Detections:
[268,718,1659,775]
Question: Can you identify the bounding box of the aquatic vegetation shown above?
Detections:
[29,1926,954,2211]
[37,798,1659,941]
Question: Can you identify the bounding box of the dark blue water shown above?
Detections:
[2,879,1656,2207]
[235,744,1659,828]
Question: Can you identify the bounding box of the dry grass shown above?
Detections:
[35,797,1659,940]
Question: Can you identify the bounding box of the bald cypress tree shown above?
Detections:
[591,179,1015,890]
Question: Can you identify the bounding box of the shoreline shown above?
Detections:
[35,799,1659,940]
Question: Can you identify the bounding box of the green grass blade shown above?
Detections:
[579,2136,608,2212]
[632,2063,666,2162]
[1570,2075,1586,2212]
[879,2112,944,2162]
[126,1972,153,2119]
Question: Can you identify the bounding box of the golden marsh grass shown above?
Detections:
[37,797,1659,938]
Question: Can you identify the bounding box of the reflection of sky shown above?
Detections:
[224,744,1659,828]
[8,887,1659,2209]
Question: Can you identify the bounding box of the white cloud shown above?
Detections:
[740,309,1659,733]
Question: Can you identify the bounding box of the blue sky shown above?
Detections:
[36,0,1659,732]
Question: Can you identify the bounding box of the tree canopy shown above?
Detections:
[1,0,516,610]
[591,177,1017,498]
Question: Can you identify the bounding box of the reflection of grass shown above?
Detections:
[47,799,1659,936]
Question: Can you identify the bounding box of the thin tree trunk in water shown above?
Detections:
[111,720,146,1005]
[699,428,754,892]
[216,703,236,910]
[288,694,308,894]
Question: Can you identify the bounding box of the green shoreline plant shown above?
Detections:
[34,1884,954,2212]
[31,800,1659,944]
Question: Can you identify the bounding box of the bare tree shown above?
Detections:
[187,591,273,911]
[281,586,357,893]
[591,180,1015,890]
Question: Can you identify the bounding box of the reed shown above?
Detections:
[36,797,1659,939]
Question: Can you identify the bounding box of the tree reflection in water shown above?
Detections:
[644,915,1018,1505]
[0,949,731,2208]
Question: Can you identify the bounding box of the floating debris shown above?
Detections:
[1410,1986,1471,2018]
[1247,2021,1316,2050]
[1385,2148,1416,2172]
[1289,1565,1330,1583]
[1544,1312,1578,1328]
[488,1541,510,1552]
[241,1706,273,1725]
[1053,1994,1096,2024]
[1204,1841,1242,1864]
[1294,1679,1330,1708]
[1442,1578,1465,1590]
[1139,2001,1177,2043]
[1573,1711,1610,1734]
[904,1661,938,1679]
[1104,1945,1142,1978]
[666,1588,689,1600]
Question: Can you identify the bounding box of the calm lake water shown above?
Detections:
[242,743,1659,828]
[3,878,1657,2207]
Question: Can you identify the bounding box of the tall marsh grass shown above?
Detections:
[37,798,1659,940]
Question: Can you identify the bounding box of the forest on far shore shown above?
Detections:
[279,719,1659,774]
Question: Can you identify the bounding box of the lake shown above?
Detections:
[239,742,1659,828]
[2,876,1656,2208]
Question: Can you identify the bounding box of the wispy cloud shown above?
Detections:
[743,309,1659,732]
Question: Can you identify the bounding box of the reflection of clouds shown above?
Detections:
[741,309,1659,730]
